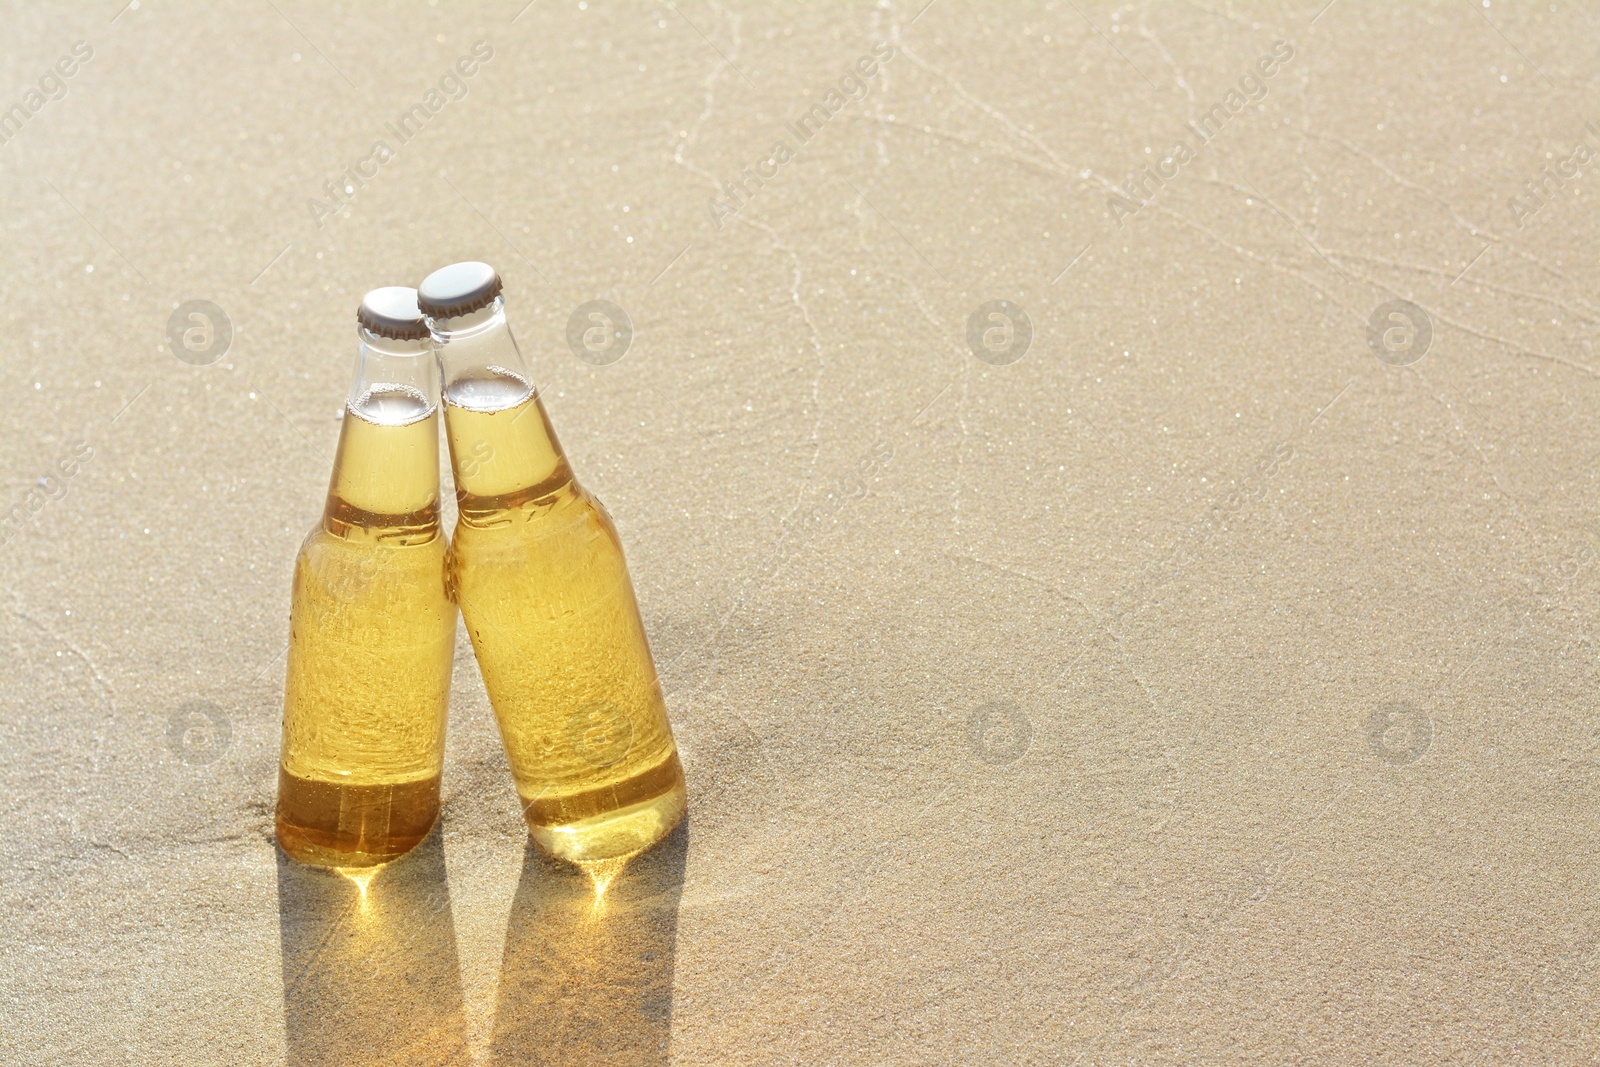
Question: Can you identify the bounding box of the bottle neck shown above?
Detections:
[433,303,573,507]
[324,329,442,533]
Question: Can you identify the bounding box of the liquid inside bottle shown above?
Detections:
[276,289,457,868]
[422,262,685,865]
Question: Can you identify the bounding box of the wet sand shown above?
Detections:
[2,2,1598,1063]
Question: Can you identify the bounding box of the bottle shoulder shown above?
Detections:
[451,481,623,553]
[298,518,447,561]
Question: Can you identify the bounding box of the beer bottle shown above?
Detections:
[275,287,457,868]
[419,262,685,865]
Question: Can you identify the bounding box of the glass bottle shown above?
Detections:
[419,262,686,865]
[275,287,457,868]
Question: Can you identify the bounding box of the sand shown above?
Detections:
[2,1,1598,1063]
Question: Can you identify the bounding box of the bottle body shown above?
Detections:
[444,373,685,864]
[277,331,457,868]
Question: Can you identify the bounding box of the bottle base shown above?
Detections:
[275,767,441,869]
[522,755,687,865]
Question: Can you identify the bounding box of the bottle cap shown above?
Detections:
[417,261,503,319]
[357,287,429,341]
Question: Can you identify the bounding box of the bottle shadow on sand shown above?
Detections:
[489,818,689,1066]
[276,827,469,1067]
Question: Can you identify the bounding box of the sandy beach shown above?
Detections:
[2,2,1598,1063]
